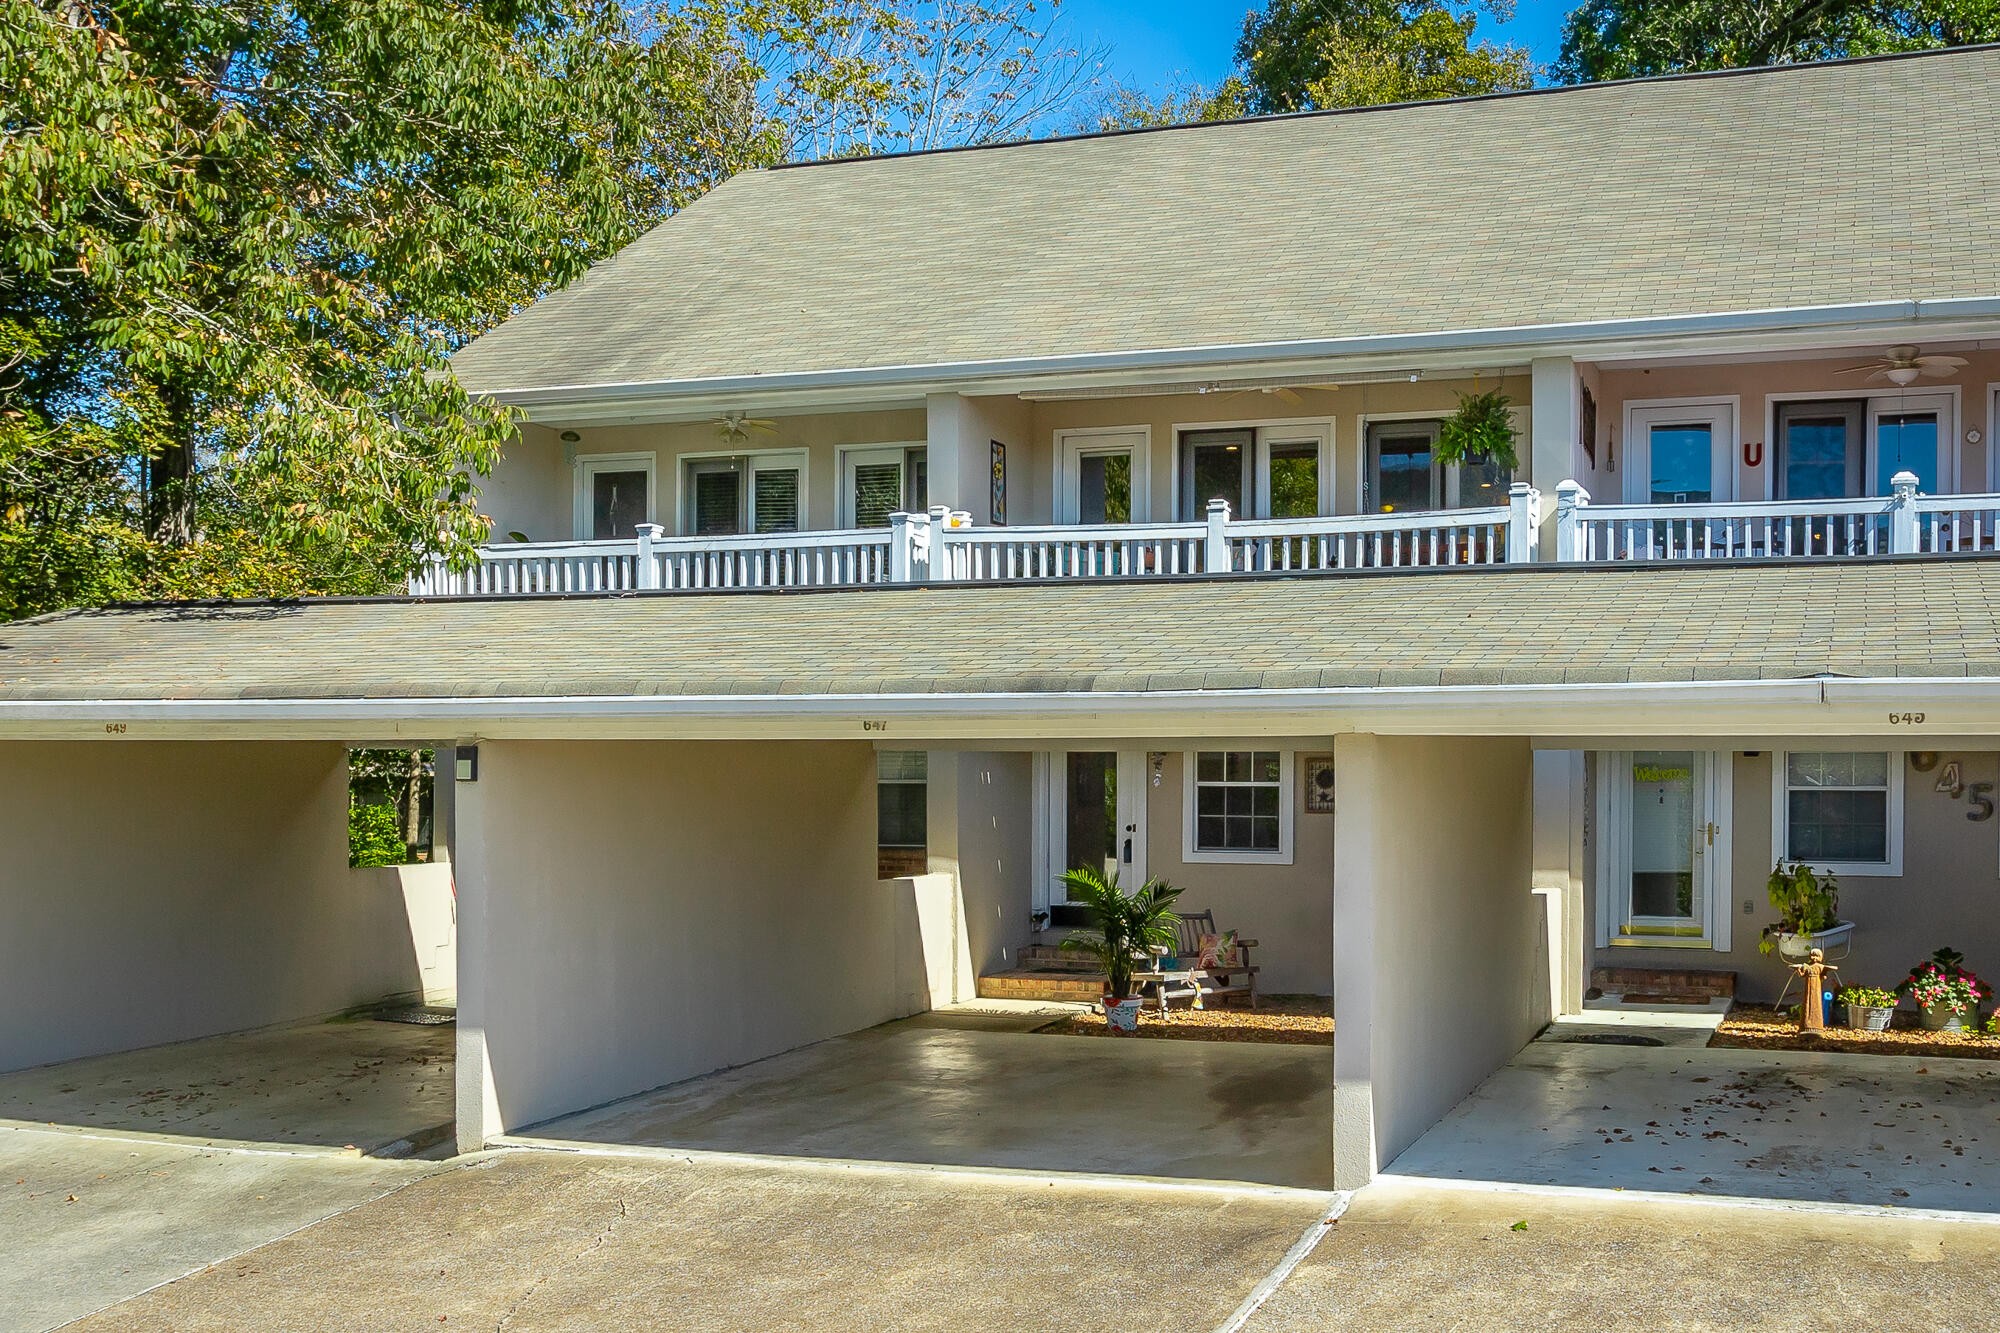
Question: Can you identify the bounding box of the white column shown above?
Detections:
[1889,470,1920,553]
[1332,733,1384,1191]
[452,742,498,1154]
[1530,357,1579,560]
[1204,498,1232,572]
[925,392,970,514]
[635,523,663,589]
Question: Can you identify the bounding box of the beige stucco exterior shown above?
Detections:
[1588,748,2000,1004]
[0,741,453,1072]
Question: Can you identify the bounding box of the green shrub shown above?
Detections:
[1837,986,1896,1009]
[348,802,406,868]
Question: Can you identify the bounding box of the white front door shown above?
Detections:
[1598,750,1732,950]
[1625,403,1736,505]
[1037,750,1148,918]
[1057,430,1149,524]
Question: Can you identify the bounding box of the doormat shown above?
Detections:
[371,1005,457,1026]
[1619,993,1716,1005]
[1559,1032,1667,1047]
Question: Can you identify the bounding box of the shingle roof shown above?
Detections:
[5,561,2000,703]
[449,48,2000,398]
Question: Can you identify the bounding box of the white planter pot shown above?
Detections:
[1774,921,1854,961]
[1103,996,1143,1033]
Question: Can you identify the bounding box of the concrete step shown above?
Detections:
[977,969,1106,1003]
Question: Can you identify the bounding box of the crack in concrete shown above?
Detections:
[495,1195,629,1331]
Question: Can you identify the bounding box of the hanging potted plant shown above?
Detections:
[1057,866,1183,1034]
[1898,948,1989,1032]
[1837,985,1898,1033]
[1436,388,1520,472]
[1757,861,1853,961]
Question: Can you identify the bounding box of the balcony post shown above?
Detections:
[1506,483,1541,563]
[1553,480,1590,562]
[928,504,957,581]
[1205,498,1232,573]
[1889,471,1920,554]
[889,511,918,582]
[635,523,663,589]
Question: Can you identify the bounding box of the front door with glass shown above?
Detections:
[1626,405,1735,505]
[1600,750,1731,949]
[1042,751,1147,926]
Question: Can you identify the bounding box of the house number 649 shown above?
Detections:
[1888,712,1926,725]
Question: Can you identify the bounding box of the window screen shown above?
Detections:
[1784,752,1890,865]
[591,469,649,540]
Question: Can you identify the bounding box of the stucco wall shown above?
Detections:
[1143,749,1336,995]
[1333,734,1544,1188]
[946,751,1035,978]
[455,740,932,1141]
[1588,749,2000,1003]
[0,741,438,1072]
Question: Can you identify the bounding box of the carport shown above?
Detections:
[0,736,457,1156]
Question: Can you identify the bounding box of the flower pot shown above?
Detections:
[1845,1003,1895,1033]
[1774,920,1855,962]
[1920,1002,1974,1032]
[1103,996,1143,1033]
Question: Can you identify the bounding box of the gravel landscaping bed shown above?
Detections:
[1038,995,1333,1044]
[1712,1003,2000,1060]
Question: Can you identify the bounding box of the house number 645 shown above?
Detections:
[1968,782,1995,822]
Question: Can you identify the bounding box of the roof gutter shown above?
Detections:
[474,298,2000,410]
[7,676,2000,743]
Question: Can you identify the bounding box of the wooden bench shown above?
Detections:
[1136,910,1259,1011]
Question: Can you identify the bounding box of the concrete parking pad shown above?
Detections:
[64,1149,1327,1333]
[0,1018,453,1156]
[0,1126,435,1333]
[1387,1034,2000,1212]
[504,1019,1335,1190]
[1245,1177,2000,1331]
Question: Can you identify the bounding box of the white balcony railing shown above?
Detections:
[414,486,1542,596]
[1553,472,2000,562]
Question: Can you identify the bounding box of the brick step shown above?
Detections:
[1591,966,1735,1000]
[1015,946,1098,970]
[977,969,1106,1002]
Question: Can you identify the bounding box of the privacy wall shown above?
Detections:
[0,740,436,1071]
[455,740,921,1143]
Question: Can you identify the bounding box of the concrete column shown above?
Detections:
[1529,357,1579,559]
[925,392,970,513]
[1333,733,1542,1190]
[1532,749,1588,1017]
[452,740,497,1154]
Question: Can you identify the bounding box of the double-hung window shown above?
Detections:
[1183,750,1294,864]
[1775,751,1902,876]
[877,751,928,879]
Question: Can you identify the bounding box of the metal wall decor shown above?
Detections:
[1579,384,1598,467]
[989,439,1007,526]
[1304,755,1336,813]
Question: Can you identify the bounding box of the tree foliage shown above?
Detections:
[1235,0,1534,114]
[1556,0,2000,82]
[1,0,1097,621]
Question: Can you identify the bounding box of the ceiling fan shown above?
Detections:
[1834,345,1968,387]
[712,410,777,444]
[1196,379,1349,405]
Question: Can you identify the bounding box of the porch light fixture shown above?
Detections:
[455,746,479,782]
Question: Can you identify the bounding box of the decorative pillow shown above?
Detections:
[1196,931,1240,969]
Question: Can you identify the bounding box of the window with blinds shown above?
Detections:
[753,467,800,534]
[851,461,904,529]
[691,469,742,536]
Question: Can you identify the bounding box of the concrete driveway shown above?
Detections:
[1387,1026,2000,1213]
[0,1125,436,1333]
[502,1012,1335,1190]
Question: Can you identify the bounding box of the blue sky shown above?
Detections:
[1059,0,1573,90]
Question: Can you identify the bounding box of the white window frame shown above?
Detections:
[674,447,810,537]
[1771,750,1904,878]
[1169,418,1334,521]
[1867,391,1957,495]
[1355,411,1519,514]
[1055,426,1152,524]
[838,443,926,528]
[1621,398,1739,505]
[1181,749,1295,866]
[572,452,657,541]
[1593,750,1733,951]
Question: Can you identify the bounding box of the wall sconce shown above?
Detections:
[559,429,581,465]
[455,746,479,782]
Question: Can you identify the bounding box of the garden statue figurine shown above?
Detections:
[1790,948,1839,1032]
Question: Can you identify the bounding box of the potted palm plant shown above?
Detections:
[1057,866,1183,1034]
[1757,861,1853,961]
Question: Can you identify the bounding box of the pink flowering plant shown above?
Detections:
[1897,947,1990,1016]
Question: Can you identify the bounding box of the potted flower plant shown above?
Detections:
[1057,866,1182,1034]
[1757,861,1853,961]
[1898,948,1989,1032]
[1837,985,1898,1033]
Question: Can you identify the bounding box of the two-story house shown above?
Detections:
[6,45,2000,1195]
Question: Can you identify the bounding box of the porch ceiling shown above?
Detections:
[5,559,2000,719]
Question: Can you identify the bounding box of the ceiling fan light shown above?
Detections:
[1886,366,1922,386]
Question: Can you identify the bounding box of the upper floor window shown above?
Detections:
[1176,426,1326,521]
[682,451,806,536]
[1774,395,1950,501]
[843,446,927,528]
[1364,420,1512,513]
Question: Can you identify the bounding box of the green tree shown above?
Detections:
[1235,0,1534,114]
[1084,78,1249,131]
[1556,0,2000,83]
